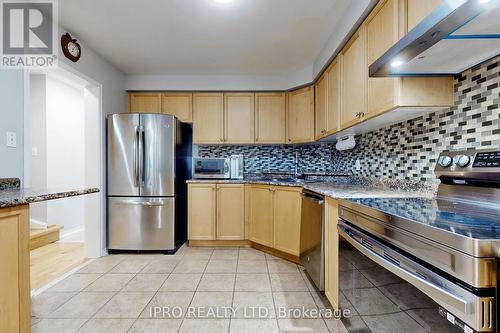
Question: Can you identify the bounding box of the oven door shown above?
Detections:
[338,220,495,332]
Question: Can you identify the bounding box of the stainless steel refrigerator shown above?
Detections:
[106,113,191,252]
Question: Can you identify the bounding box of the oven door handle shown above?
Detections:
[338,223,473,315]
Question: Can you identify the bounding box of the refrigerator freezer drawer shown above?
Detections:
[108,197,175,250]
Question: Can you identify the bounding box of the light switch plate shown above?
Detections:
[6,132,16,148]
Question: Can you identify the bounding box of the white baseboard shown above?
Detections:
[60,226,85,242]
[30,218,48,229]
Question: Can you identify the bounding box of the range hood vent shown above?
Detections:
[369,0,500,77]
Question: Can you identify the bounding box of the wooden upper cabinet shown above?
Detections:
[193,93,224,144]
[273,187,302,256]
[407,0,442,31]
[255,92,286,144]
[161,92,193,123]
[341,27,367,129]
[217,184,245,240]
[315,74,327,140]
[366,0,399,116]
[287,86,314,144]
[224,93,255,144]
[364,0,453,118]
[326,57,341,134]
[129,92,161,113]
[188,183,217,240]
[248,185,274,247]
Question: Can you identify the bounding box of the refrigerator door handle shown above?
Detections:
[116,200,166,207]
[134,126,139,187]
[138,125,145,187]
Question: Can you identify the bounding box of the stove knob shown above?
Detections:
[438,156,452,167]
[455,155,471,167]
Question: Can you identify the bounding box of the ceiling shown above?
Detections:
[59,0,369,76]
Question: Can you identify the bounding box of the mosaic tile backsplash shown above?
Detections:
[197,56,500,182]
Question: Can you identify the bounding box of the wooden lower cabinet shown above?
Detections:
[187,183,305,258]
[188,184,217,240]
[324,198,339,309]
[248,185,274,247]
[273,187,302,256]
[188,183,245,241]
[0,205,30,333]
[217,184,245,240]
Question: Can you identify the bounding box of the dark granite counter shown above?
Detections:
[187,176,436,199]
[0,178,21,190]
[0,187,100,208]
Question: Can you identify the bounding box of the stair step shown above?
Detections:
[30,225,63,250]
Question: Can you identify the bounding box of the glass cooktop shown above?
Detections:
[346,197,500,240]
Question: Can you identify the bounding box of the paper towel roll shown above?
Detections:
[336,135,356,151]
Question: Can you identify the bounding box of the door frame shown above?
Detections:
[23,62,105,258]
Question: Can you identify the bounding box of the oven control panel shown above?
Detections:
[435,149,500,180]
[472,151,500,168]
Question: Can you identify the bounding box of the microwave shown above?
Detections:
[193,157,230,179]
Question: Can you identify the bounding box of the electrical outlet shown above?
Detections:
[355,159,361,171]
[6,132,16,148]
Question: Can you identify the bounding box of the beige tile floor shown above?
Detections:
[31,245,349,333]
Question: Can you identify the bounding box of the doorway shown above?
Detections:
[24,66,103,291]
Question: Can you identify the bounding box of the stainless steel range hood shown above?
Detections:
[369,0,500,77]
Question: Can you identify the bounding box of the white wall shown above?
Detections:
[28,75,48,223]
[45,76,86,232]
[0,70,25,180]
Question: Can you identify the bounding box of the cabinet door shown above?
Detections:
[326,57,341,134]
[324,198,339,310]
[315,74,327,140]
[188,184,216,240]
[224,93,255,144]
[193,93,224,144]
[217,184,245,240]
[255,92,286,144]
[248,185,274,247]
[129,93,161,113]
[273,187,301,256]
[161,92,193,123]
[341,28,367,129]
[287,86,314,144]
[407,0,442,31]
[0,206,30,333]
[366,0,399,116]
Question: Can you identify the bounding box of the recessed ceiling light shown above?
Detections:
[479,0,491,4]
[391,60,404,67]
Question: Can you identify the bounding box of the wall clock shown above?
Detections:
[61,33,81,62]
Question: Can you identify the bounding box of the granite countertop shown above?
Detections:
[0,187,100,208]
[187,177,436,199]
[0,177,21,190]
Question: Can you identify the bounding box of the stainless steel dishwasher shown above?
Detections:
[300,190,325,291]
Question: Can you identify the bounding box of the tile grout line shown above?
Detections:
[228,247,241,332]
[266,254,280,331]
[32,257,125,326]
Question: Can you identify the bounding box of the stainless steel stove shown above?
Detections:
[338,148,500,333]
